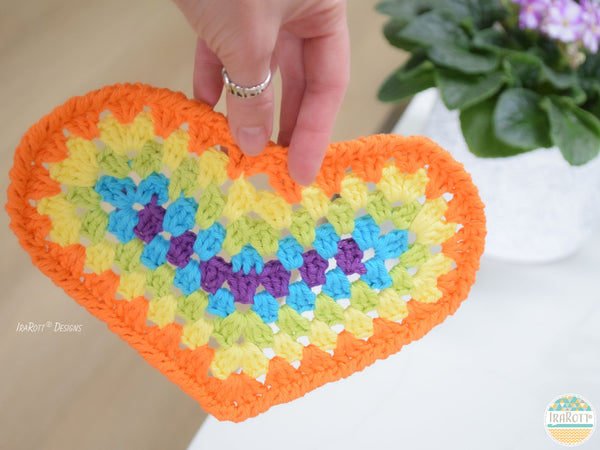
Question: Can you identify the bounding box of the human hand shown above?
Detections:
[173,0,350,186]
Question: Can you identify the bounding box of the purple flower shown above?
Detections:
[581,0,600,52]
[542,0,584,43]
[514,0,552,29]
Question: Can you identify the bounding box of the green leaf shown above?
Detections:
[540,64,578,90]
[399,11,469,47]
[540,97,600,165]
[505,26,540,52]
[460,96,530,157]
[579,51,600,78]
[580,78,600,117]
[437,69,505,109]
[535,33,568,70]
[382,18,418,51]
[494,88,552,149]
[378,60,436,102]
[502,52,542,89]
[427,43,499,74]
[578,52,600,111]
[472,28,511,52]
[437,0,508,29]
[376,0,435,18]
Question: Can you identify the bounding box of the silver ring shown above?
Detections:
[221,67,272,98]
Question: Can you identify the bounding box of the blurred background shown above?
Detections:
[0,1,406,449]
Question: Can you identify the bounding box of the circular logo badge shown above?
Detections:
[545,394,596,447]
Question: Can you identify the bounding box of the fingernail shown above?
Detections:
[237,126,267,156]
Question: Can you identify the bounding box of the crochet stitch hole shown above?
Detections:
[98,109,112,120]
[245,173,272,192]
[353,208,367,218]
[384,257,399,270]
[104,233,121,245]
[301,310,315,320]
[347,273,360,283]
[159,166,173,178]
[338,299,351,310]
[296,336,310,347]
[330,324,345,334]
[234,302,252,313]
[128,171,143,184]
[288,269,301,284]
[366,310,379,319]
[245,211,261,221]
[92,138,105,151]
[81,265,95,274]
[218,177,235,193]
[255,374,267,384]
[79,235,91,248]
[378,220,396,236]
[159,230,172,240]
[100,201,115,214]
[208,336,221,350]
[262,348,276,359]
[408,231,417,244]
[361,248,375,262]
[315,217,329,227]
[326,258,337,271]
[430,244,443,255]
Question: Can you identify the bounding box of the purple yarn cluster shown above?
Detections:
[194,237,366,304]
[513,0,600,53]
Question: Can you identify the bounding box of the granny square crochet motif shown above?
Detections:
[6,84,485,422]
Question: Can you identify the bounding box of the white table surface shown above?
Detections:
[188,91,600,450]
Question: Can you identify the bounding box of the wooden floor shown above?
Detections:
[0,1,405,449]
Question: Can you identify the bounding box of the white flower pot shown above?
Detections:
[394,89,600,263]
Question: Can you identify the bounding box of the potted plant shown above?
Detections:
[377,0,600,262]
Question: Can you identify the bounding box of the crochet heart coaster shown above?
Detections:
[6,83,485,422]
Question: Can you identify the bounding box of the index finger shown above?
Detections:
[286,21,350,186]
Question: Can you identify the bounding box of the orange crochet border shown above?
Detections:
[6,83,486,422]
